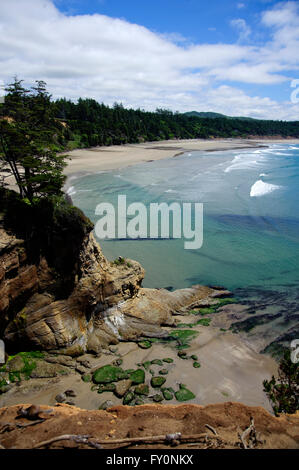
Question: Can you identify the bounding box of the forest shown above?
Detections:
[52,98,299,149]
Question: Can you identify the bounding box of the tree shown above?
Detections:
[263,351,298,416]
[0,78,67,201]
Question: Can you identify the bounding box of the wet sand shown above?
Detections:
[63,138,267,178]
[0,322,277,413]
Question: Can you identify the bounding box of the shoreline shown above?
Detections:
[63,137,299,184]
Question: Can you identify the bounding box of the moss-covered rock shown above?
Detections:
[162,389,174,400]
[153,394,163,402]
[177,351,188,359]
[175,384,195,402]
[190,355,198,361]
[138,340,152,349]
[134,383,149,396]
[151,359,163,366]
[162,358,173,363]
[129,369,145,385]
[93,365,123,384]
[193,362,201,368]
[151,376,166,388]
[123,391,135,405]
[159,369,168,375]
[97,383,116,393]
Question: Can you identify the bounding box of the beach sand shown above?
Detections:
[63,137,299,180]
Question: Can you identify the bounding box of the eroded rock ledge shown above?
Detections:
[0,402,298,449]
[0,224,227,356]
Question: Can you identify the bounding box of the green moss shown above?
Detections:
[134,384,149,396]
[142,361,151,371]
[123,391,134,405]
[195,318,211,327]
[162,389,174,400]
[98,383,116,393]
[159,369,168,375]
[169,329,198,349]
[129,369,145,385]
[162,358,173,363]
[151,359,163,366]
[175,384,196,402]
[151,376,166,388]
[138,340,152,350]
[190,355,198,361]
[93,365,124,384]
[214,298,236,308]
[82,374,92,382]
[153,394,163,402]
[193,362,201,368]
[177,351,188,359]
[198,307,216,315]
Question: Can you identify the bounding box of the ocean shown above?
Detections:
[69,143,299,351]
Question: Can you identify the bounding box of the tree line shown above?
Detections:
[53,97,299,149]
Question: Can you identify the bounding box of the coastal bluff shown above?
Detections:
[0,190,226,356]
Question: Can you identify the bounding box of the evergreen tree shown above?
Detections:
[0,78,67,201]
[263,351,298,416]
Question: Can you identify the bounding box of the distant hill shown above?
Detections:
[185,111,258,121]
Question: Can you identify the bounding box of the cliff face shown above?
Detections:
[0,222,222,356]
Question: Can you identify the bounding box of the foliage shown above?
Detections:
[263,351,298,416]
[51,97,299,150]
[0,78,67,200]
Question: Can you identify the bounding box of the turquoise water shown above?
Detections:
[69,143,299,297]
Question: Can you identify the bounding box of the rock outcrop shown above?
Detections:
[0,223,225,356]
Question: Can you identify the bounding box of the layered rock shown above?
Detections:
[0,224,225,356]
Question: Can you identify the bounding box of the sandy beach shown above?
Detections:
[63,137,299,179]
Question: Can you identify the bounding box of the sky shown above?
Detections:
[0,0,299,120]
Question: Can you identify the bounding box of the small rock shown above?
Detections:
[65,389,77,397]
[163,358,174,363]
[76,365,87,375]
[193,362,201,368]
[123,391,134,405]
[77,360,91,369]
[159,369,168,375]
[151,376,166,388]
[55,392,66,403]
[99,400,114,410]
[66,401,75,406]
[113,358,123,367]
[134,383,149,396]
[151,359,163,366]
[114,379,132,398]
[109,346,118,353]
[138,340,152,349]
[162,389,173,400]
[191,355,198,361]
[153,394,163,402]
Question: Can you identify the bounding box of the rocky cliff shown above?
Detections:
[0,195,225,356]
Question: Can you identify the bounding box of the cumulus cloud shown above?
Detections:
[0,0,298,119]
[230,18,251,41]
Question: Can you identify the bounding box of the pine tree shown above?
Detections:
[0,78,67,201]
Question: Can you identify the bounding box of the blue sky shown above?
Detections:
[1,0,299,119]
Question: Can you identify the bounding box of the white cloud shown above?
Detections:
[237,3,246,9]
[0,0,298,119]
[230,18,251,41]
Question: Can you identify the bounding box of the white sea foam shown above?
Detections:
[250,180,282,197]
[224,155,260,173]
[66,186,77,196]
